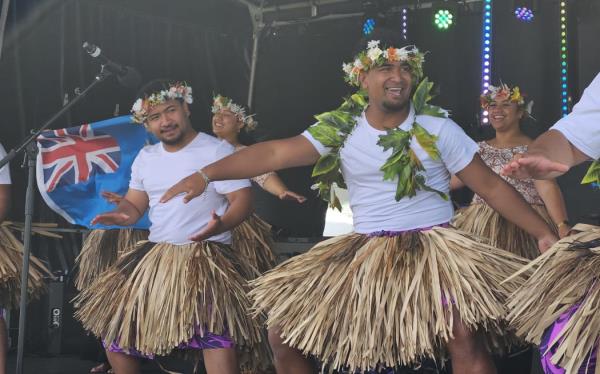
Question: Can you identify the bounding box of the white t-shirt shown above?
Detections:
[551,72,600,159]
[302,105,478,233]
[130,133,250,244]
[0,143,11,185]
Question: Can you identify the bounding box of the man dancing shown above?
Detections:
[161,31,557,373]
[75,80,263,374]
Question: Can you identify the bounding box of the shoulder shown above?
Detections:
[416,115,466,138]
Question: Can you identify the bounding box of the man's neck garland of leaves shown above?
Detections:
[582,160,600,188]
[308,77,449,210]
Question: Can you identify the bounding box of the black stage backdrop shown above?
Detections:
[1,0,599,357]
[1,0,599,260]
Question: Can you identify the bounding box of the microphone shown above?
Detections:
[82,42,141,89]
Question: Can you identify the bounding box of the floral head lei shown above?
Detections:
[131,82,193,124]
[211,95,257,131]
[480,83,533,115]
[342,40,425,87]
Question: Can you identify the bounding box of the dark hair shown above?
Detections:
[353,28,415,56]
[136,79,183,101]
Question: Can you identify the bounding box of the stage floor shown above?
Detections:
[5,352,198,374]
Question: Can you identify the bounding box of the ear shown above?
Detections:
[237,121,245,132]
[359,71,369,90]
[182,102,191,117]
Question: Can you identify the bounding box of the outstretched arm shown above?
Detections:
[502,130,591,180]
[91,189,149,226]
[259,173,307,203]
[161,135,320,203]
[456,155,558,252]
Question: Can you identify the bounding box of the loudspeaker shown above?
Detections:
[45,275,66,355]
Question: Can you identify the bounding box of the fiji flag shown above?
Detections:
[36,115,155,229]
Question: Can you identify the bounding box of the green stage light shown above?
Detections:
[434,9,454,30]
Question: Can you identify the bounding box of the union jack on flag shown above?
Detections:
[38,124,121,192]
[36,115,155,229]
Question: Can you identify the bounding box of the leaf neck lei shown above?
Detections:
[308,77,449,210]
[582,160,600,189]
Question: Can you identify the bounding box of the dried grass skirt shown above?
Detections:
[249,226,530,371]
[0,225,50,309]
[74,240,264,357]
[506,224,600,373]
[232,214,276,275]
[74,228,149,291]
[453,203,556,260]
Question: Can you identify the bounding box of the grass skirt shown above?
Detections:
[74,240,264,357]
[74,228,148,291]
[249,226,530,371]
[232,214,276,275]
[0,224,50,309]
[453,203,556,260]
[506,224,600,373]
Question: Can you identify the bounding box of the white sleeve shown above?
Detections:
[212,141,251,194]
[437,119,479,174]
[550,73,600,159]
[0,143,11,185]
[301,127,331,156]
[128,152,145,191]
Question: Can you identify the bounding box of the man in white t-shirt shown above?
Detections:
[77,80,259,374]
[503,72,600,179]
[0,143,11,374]
[161,32,557,373]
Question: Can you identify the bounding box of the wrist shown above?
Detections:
[556,220,570,229]
[197,169,211,186]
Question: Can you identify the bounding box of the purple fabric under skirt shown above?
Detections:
[539,303,597,373]
[367,223,450,238]
[104,325,234,358]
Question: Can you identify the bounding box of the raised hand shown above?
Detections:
[160,171,207,204]
[502,153,570,180]
[278,190,307,203]
[189,210,223,242]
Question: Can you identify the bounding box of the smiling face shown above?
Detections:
[212,109,243,140]
[144,99,194,146]
[359,60,414,114]
[487,98,524,132]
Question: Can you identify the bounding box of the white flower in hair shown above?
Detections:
[353,59,363,69]
[367,40,380,49]
[367,47,383,61]
[342,63,353,75]
[132,99,143,113]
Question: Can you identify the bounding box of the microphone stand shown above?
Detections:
[0,66,113,374]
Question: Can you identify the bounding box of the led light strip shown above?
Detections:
[559,1,569,117]
[402,8,408,39]
[481,0,492,124]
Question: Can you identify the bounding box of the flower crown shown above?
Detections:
[342,40,425,87]
[211,95,257,131]
[131,82,193,124]
[480,83,533,114]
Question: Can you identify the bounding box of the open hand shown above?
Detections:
[189,210,223,242]
[160,171,208,204]
[537,233,558,254]
[278,190,307,204]
[502,153,570,180]
[101,191,124,205]
[91,212,130,226]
